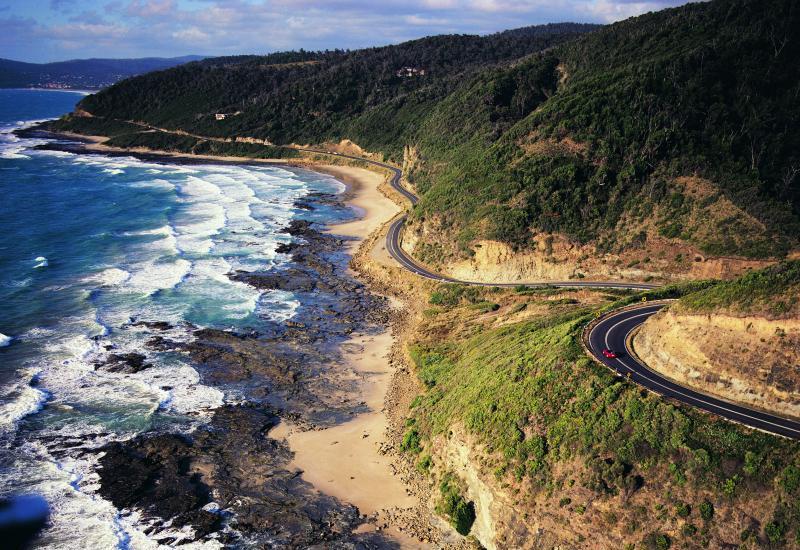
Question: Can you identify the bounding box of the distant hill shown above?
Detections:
[55,1,800,265]
[56,23,598,138]
[0,56,205,90]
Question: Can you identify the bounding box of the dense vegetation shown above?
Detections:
[677,260,800,318]
[407,283,800,546]
[406,0,800,259]
[55,0,800,261]
[70,23,595,149]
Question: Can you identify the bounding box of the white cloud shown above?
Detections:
[2,0,697,62]
[172,26,209,42]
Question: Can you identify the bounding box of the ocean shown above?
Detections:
[0,89,362,547]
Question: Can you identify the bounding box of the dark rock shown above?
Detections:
[95,353,152,374]
[96,405,396,547]
[131,321,174,331]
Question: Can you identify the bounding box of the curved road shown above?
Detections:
[297,148,656,290]
[299,147,799,438]
[589,303,800,439]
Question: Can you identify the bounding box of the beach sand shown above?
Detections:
[272,163,413,522]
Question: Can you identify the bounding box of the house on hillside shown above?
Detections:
[214,111,241,121]
[396,67,426,78]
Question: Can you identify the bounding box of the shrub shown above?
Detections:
[765,521,786,544]
[437,473,476,536]
[699,500,714,521]
[416,454,433,474]
[780,465,800,493]
[400,428,422,454]
[675,501,691,518]
[643,532,671,550]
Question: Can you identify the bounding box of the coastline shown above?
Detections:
[30,130,435,545]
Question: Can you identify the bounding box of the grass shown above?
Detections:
[407,282,800,541]
[678,260,800,318]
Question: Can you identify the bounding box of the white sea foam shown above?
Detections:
[130,177,174,190]
[93,268,131,287]
[33,148,76,158]
[0,132,355,547]
[127,258,192,295]
[173,202,227,255]
[0,333,11,347]
[34,256,48,268]
[0,369,46,433]
[258,289,301,323]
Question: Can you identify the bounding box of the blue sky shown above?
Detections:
[2,0,693,63]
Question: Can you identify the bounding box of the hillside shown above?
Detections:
[637,261,800,418]
[403,0,800,271]
[0,55,204,90]
[52,0,799,276]
[56,23,595,144]
[400,281,800,548]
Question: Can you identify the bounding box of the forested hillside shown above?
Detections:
[405,0,800,262]
[69,23,595,144]
[55,0,800,263]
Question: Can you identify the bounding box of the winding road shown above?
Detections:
[297,147,800,439]
[80,128,793,439]
[298,148,657,290]
[589,304,800,439]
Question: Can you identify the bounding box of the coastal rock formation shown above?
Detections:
[97,405,394,547]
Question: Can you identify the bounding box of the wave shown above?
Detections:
[127,258,192,296]
[93,268,131,287]
[0,333,11,347]
[34,256,48,268]
[0,369,47,434]
[129,177,174,190]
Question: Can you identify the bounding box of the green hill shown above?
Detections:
[54,0,799,262]
[63,24,595,144]
[405,0,800,262]
[677,260,800,318]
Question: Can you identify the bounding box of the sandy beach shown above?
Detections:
[271,163,416,526]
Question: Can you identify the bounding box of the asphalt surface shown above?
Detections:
[297,148,657,291]
[297,147,800,438]
[588,303,800,439]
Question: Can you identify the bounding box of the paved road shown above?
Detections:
[294,148,800,438]
[297,148,657,291]
[588,303,800,439]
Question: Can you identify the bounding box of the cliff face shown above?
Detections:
[401,225,773,285]
[636,308,800,418]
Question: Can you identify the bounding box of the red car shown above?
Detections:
[602,348,618,359]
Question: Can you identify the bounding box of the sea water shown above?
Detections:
[0,89,351,547]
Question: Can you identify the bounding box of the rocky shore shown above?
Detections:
[19,127,463,548]
[9,135,407,547]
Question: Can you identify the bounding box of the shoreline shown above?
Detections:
[29,129,429,544]
[270,162,423,539]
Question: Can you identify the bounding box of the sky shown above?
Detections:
[1,0,694,63]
